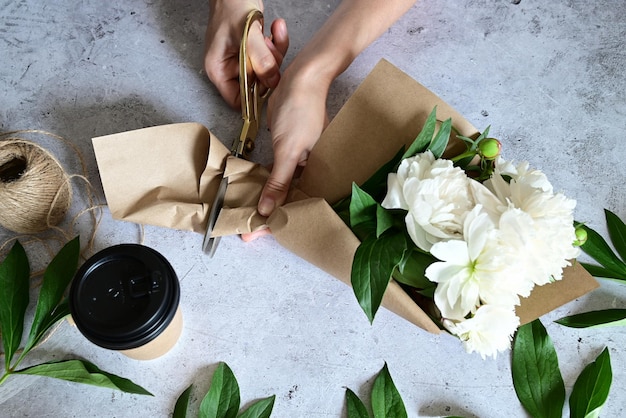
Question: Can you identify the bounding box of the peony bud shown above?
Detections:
[573,226,588,246]
[478,138,502,160]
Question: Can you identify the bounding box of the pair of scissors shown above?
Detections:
[202,9,270,256]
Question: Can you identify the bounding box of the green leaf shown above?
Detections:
[360,147,405,202]
[200,362,240,418]
[580,225,626,278]
[15,359,152,395]
[238,395,275,418]
[403,107,438,159]
[351,234,407,323]
[350,183,378,225]
[0,241,30,370]
[375,206,395,238]
[345,388,370,418]
[579,263,625,281]
[569,347,612,418]
[511,320,565,418]
[349,183,378,241]
[371,363,407,418]
[394,248,437,289]
[427,117,452,159]
[555,309,626,329]
[605,209,626,263]
[173,384,194,418]
[24,236,80,353]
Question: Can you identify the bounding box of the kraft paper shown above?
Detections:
[92,59,598,332]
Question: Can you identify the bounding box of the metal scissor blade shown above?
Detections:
[202,175,228,256]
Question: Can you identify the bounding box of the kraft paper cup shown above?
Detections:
[69,244,182,360]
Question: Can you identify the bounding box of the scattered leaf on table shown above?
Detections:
[199,362,240,418]
[15,359,152,395]
[569,347,612,418]
[579,262,625,282]
[580,224,626,279]
[605,209,626,263]
[371,363,407,418]
[555,309,626,328]
[512,320,565,418]
[237,395,275,418]
[345,388,370,418]
[24,236,80,353]
[0,241,30,370]
[173,384,193,418]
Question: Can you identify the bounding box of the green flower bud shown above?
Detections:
[478,138,502,160]
[573,226,588,246]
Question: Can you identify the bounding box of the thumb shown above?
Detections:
[258,159,297,217]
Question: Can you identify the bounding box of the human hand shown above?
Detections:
[256,62,331,217]
[204,0,289,108]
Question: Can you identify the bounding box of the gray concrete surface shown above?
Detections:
[1,0,625,417]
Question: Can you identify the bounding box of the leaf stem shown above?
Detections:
[0,371,11,386]
[450,150,476,162]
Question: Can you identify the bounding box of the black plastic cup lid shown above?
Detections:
[69,244,180,351]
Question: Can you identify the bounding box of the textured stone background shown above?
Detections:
[1,0,625,416]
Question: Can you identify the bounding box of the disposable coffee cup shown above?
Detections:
[69,244,182,360]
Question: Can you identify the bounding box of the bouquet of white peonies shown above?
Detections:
[335,107,582,359]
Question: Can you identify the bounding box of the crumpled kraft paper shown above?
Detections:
[92,59,598,333]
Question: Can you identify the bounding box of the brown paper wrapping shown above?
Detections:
[92,59,598,333]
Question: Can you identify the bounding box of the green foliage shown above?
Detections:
[343,107,460,324]
[351,233,407,324]
[200,362,241,418]
[569,347,612,418]
[371,364,407,418]
[0,241,30,371]
[0,237,150,395]
[393,248,438,292]
[346,389,370,418]
[512,320,565,418]
[578,209,626,281]
[24,236,79,355]
[555,309,626,329]
[15,360,153,395]
[173,384,194,418]
[559,210,626,329]
[175,362,275,418]
[345,363,407,418]
[512,320,613,418]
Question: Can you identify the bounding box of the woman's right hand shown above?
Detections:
[204,0,289,109]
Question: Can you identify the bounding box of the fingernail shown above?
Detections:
[259,197,275,216]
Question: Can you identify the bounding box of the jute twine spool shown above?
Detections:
[0,139,72,233]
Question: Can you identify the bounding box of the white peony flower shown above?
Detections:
[382,150,475,252]
[425,205,522,320]
[443,304,520,359]
[486,158,580,285]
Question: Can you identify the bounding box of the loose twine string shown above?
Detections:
[0,129,145,358]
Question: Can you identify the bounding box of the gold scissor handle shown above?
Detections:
[234,9,271,158]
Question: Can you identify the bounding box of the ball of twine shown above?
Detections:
[0,139,72,233]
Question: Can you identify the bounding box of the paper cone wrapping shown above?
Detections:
[93,59,598,332]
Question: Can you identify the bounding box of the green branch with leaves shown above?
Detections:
[173,362,275,418]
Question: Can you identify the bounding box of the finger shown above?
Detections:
[204,50,241,108]
[241,228,272,242]
[213,76,241,109]
[269,18,289,59]
[258,145,308,216]
[247,20,281,89]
